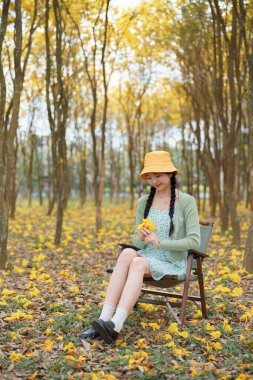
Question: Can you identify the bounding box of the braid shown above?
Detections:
[169,173,177,236]
[144,186,156,218]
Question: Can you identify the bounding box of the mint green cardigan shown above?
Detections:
[132,191,200,260]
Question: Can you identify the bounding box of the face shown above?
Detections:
[145,173,172,190]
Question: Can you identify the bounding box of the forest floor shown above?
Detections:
[0,200,252,380]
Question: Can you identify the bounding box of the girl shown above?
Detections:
[80,150,200,344]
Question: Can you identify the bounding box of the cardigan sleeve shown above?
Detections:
[157,195,200,252]
[132,197,147,250]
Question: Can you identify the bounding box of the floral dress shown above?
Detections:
[137,206,187,280]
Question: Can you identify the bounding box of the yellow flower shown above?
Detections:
[231,287,243,297]
[148,322,160,331]
[30,268,37,280]
[240,308,253,321]
[28,371,39,380]
[28,287,40,297]
[43,340,54,351]
[167,322,179,335]
[180,331,189,339]
[22,259,29,267]
[32,253,45,263]
[23,301,32,309]
[173,347,190,356]
[9,352,25,362]
[237,303,248,311]
[193,309,203,319]
[235,374,252,380]
[229,272,241,284]
[209,331,221,339]
[137,218,157,231]
[2,288,15,296]
[13,265,25,274]
[190,368,199,376]
[43,328,52,336]
[37,273,52,283]
[4,309,33,321]
[193,335,207,344]
[115,338,124,346]
[10,332,20,341]
[69,286,79,293]
[140,322,148,328]
[213,284,231,293]
[212,342,222,350]
[164,341,175,348]
[222,319,232,333]
[164,333,172,340]
[216,303,226,311]
[231,248,241,255]
[223,324,232,333]
[86,372,117,380]
[209,354,218,361]
[205,343,213,352]
[205,322,215,331]
[137,338,149,349]
[139,303,158,312]
[65,355,85,363]
[63,342,75,353]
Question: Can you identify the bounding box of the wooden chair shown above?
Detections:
[107,221,213,326]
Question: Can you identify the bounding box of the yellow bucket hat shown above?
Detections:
[139,151,178,179]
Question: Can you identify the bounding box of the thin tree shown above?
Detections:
[45,0,70,245]
[236,0,253,272]
[0,0,22,269]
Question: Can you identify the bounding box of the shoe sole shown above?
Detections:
[92,320,114,344]
[79,332,99,340]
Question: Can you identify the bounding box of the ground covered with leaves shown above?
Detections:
[0,201,252,379]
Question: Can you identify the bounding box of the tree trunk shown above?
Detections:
[128,132,135,210]
[243,214,253,273]
[45,0,69,244]
[0,0,19,270]
[95,0,110,231]
[9,140,18,219]
[36,137,44,206]
[28,133,36,207]
[79,148,87,206]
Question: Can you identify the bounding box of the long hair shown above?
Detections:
[168,173,176,236]
[144,173,177,236]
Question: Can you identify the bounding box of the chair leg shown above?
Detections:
[179,254,193,326]
[197,257,207,318]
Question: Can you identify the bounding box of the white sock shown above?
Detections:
[110,307,129,333]
[99,302,116,321]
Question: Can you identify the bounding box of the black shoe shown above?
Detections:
[92,319,119,344]
[79,327,100,340]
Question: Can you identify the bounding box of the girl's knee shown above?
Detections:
[129,256,148,272]
[117,248,137,265]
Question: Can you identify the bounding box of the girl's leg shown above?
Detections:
[99,248,138,320]
[117,256,151,312]
[111,257,151,332]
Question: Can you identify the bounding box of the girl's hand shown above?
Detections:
[137,227,152,241]
[144,232,159,248]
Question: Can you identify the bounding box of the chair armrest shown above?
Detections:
[188,249,209,258]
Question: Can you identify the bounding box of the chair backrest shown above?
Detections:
[191,222,213,271]
[199,222,213,254]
